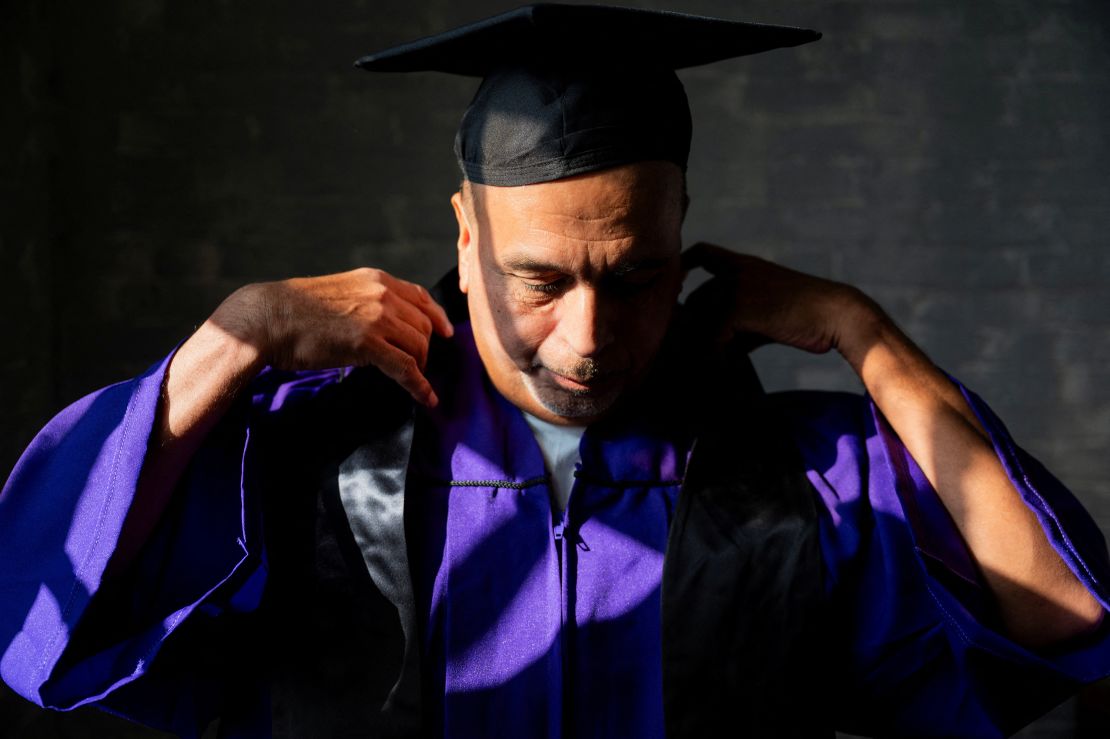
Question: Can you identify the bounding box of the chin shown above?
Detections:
[521,374,623,423]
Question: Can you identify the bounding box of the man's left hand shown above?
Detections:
[680,241,877,357]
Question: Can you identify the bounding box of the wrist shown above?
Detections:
[210,282,279,369]
[163,309,268,442]
[832,289,892,374]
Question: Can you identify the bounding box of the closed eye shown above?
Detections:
[606,267,664,293]
[522,277,570,295]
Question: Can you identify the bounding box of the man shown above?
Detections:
[2,5,1109,738]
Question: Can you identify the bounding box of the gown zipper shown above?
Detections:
[552,464,580,739]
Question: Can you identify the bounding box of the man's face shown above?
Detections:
[450,160,685,426]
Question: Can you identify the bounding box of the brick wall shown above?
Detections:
[2,0,1107,735]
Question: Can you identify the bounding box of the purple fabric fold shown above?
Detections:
[0,348,346,735]
[777,381,1110,737]
[410,322,688,739]
[1,348,179,706]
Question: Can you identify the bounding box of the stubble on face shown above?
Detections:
[522,356,618,418]
[455,161,686,425]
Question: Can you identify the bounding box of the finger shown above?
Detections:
[419,290,455,339]
[382,314,431,371]
[683,274,733,313]
[388,276,454,338]
[388,293,435,339]
[370,339,439,407]
[734,331,774,354]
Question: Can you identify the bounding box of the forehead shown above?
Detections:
[472,161,684,258]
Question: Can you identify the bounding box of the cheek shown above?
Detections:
[629,309,668,347]
[499,308,556,363]
[478,281,556,363]
[623,283,680,351]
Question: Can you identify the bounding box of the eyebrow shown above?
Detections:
[501,255,672,275]
[611,257,671,276]
[501,257,565,274]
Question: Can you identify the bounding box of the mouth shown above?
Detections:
[540,367,624,394]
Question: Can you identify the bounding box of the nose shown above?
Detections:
[557,285,614,358]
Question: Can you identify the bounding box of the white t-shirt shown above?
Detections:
[522,412,586,514]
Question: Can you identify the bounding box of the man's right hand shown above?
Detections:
[222,268,454,407]
[108,267,453,579]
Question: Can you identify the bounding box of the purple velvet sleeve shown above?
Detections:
[777,382,1110,738]
[0,348,343,735]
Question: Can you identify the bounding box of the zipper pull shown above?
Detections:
[553,521,565,541]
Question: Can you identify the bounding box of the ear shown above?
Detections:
[450,190,474,295]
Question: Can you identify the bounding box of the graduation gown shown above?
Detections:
[3,297,1110,738]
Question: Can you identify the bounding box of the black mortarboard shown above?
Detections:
[356,4,820,186]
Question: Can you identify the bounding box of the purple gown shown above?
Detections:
[2,322,1109,737]
[408,323,690,738]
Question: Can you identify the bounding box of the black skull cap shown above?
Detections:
[355,4,821,186]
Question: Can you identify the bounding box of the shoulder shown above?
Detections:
[766,390,874,448]
[248,364,410,429]
[249,365,352,415]
[761,390,885,501]
[236,365,414,484]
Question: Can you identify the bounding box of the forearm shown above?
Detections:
[837,296,1105,648]
[107,286,268,578]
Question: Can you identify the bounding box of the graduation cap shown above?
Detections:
[356,4,821,186]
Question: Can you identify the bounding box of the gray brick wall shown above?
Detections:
[2,0,1108,735]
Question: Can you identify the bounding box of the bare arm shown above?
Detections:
[683,243,1105,649]
[839,297,1104,648]
[106,269,453,578]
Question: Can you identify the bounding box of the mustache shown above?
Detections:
[538,358,606,382]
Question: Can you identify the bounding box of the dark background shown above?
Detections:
[2,0,1109,736]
